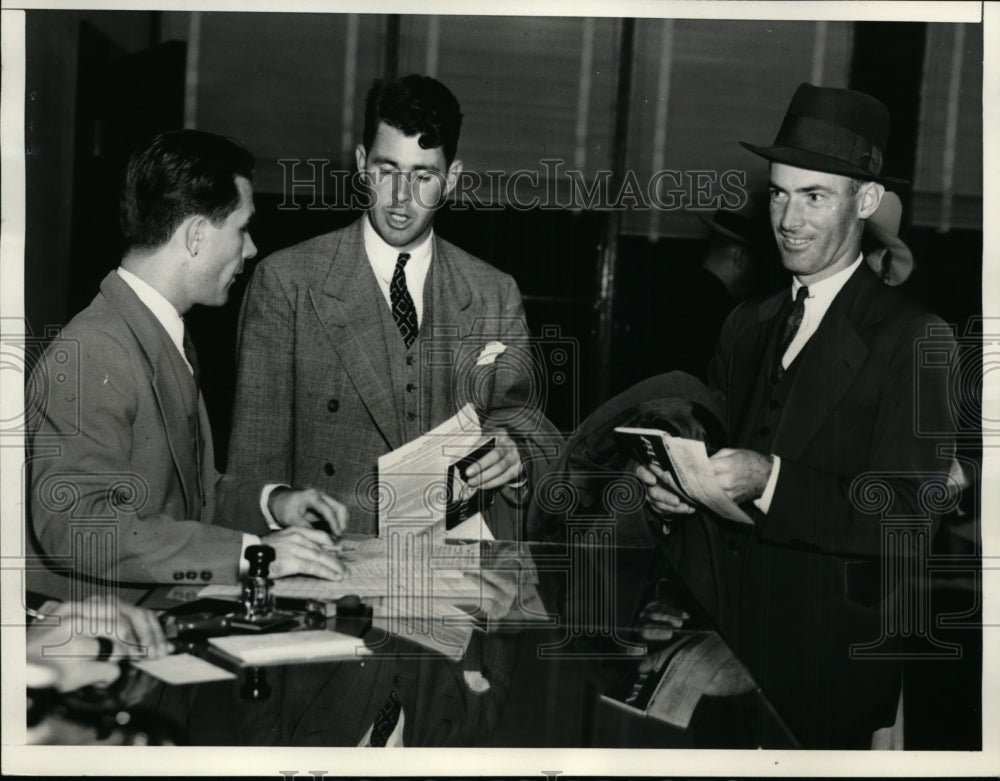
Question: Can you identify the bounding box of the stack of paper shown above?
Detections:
[208,630,371,666]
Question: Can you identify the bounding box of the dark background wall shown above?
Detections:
[23,11,983,446]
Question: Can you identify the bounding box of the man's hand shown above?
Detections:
[268,487,348,536]
[262,526,348,580]
[637,596,690,643]
[464,429,524,493]
[709,448,773,504]
[636,462,695,516]
[27,598,171,692]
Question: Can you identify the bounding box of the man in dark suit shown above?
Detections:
[28,131,348,605]
[229,75,557,539]
[637,84,956,748]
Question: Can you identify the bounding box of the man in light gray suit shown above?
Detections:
[229,75,557,539]
[28,131,348,604]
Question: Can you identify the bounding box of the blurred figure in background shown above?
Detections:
[622,200,773,388]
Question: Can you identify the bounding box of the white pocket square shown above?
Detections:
[476,341,507,366]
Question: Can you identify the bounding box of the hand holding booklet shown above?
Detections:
[615,427,753,525]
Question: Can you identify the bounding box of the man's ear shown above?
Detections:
[355,144,368,173]
[182,215,207,258]
[857,181,885,220]
[444,159,463,198]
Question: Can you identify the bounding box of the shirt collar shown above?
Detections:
[116,266,187,360]
[792,253,863,305]
[362,215,434,283]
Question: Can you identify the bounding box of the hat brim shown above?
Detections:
[697,213,751,244]
[865,220,914,285]
[740,141,909,186]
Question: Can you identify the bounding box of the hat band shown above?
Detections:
[776,114,883,176]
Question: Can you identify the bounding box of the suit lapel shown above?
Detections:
[308,220,403,449]
[426,235,476,425]
[99,271,202,517]
[428,234,473,322]
[772,264,873,460]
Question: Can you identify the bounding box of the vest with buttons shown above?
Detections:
[377,262,437,444]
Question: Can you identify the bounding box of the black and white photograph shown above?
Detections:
[1,0,995,776]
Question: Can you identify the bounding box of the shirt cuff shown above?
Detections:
[506,464,529,490]
[752,455,781,515]
[259,484,287,530]
[239,533,262,576]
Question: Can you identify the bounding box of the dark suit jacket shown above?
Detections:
[27,271,269,601]
[707,262,956,747]
[228,218,560,537]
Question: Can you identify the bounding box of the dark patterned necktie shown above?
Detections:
[773,285,809,381]
[182,323,206,511]
[368,689,402,747]
[182,324,201,387]
[390,252,418,348]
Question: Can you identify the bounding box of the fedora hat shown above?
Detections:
[864,191,914,286]
[699,208,756,245]
[741,83,902,183]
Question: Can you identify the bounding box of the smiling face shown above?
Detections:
[190,175,257,307]
[355,122,461,251]
[768,163,882,285]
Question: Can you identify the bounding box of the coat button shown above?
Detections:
[200,570,212,581]
[406,355,415,365]
[173,571,184,581]
[324,462,335,476]
[405,383,415,392]
[327,398,340,412]
[406,412,416,422]
[186,570,198,581]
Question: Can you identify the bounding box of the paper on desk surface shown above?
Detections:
[132,653,235,685]
[199,535,484,602]
[615,427,752,525]
[208,629,371,665]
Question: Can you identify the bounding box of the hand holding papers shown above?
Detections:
[377,402,499,540]
[617,427,753,525]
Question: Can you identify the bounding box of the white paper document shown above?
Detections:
[208,629,371,666]
[377,403,493,537]
[132,653,236,685]
[200,536,483,602]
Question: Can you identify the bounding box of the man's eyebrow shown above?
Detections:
[769,182,838,194]
[369,154,442,173]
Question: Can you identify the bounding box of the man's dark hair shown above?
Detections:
[120,130,255,252]
[362,74,463,165]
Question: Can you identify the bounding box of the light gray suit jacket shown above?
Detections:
[27,271,269,600]
[228,218,560,536]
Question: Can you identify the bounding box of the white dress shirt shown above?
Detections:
[362,215,433,326]
[116,268,280,575]
[755,254,863,513]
